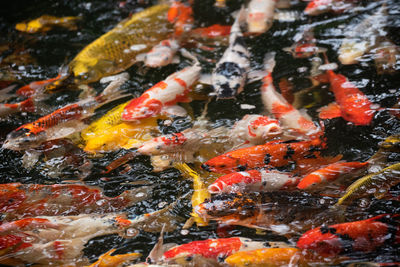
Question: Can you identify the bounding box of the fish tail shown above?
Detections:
[263,52,276,73]
[94,72,131,105]
[180,48,199,65]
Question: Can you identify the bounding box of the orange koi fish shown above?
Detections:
[122,50,200,121]
[208,169,300,194]
[190,24,231,39]
[318,67,375,126]
[201,138,325,174]
[0,183,150,220]
[167,1,194,37]
[261,53,322,138]
[297,214,400,257]
[297,161,369,190]
[87,248,141,267]
[3,73,129,150]
[163,237,266,262]
[304,0,356,16]
[16,73,66,97]
[283,27,327,58]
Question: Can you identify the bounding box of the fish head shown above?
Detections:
[248,116,282,142]
[122,96,163,121]
[246,12,272,34]
[145,47,174,67]
[213,62,246,99]
[201,155,240,173]
[137,138,166,155]
[208,172,247,194]
[3,127,47,151]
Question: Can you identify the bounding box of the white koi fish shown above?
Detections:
[260,53,322,138]
[246,0,276,34]
[211,7,251,99]
[122,49,201,121]
[137,38,180,67]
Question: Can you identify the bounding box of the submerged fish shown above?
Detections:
[0,183,151,220]
[297,214,400,257]
[283,27,327,58]
[336,162,400,206]
[67,4,172,84]
[304,0,356,16]
[338,4,387,65]
[246,0,276,34]
[3,73,129,151]
[212,7,251,99]
[122,50,201,121]
[15,15,80,33]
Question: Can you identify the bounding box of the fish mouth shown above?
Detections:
[208,184,223,194]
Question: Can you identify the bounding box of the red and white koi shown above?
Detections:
[297,161,369,190]
[212,7,251,99]
[3,72,130,151]
[246,0,276,34]
[229,114,282,146]
[208,169,300,194]
[122,50,201,121]
[318,63,375,126]
[261,53,322,138]
[138,38,180,67]
[0,182,151,220]
[304,0,357,16]
[190,24,231,39]
[283,27,327,58]
[297,214,400,257]
[162,237,267,262]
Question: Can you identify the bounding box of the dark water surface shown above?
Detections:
[0,0,399,265]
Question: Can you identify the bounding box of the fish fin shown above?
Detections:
[100,72,130,96]
[161,105,188,117]
[135,53,146,62]
[247,70,269,83]
[180,48,200,65]
[263,52,276,73]
[146,224,166,264]
[198,73,212,85]
[318,103,342,119]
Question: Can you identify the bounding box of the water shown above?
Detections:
[0,0,399,265]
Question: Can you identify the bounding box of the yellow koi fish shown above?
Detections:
[174,163,210,227]
[68,4,172,85]
[86,248,141,267]
[15,15,80,33]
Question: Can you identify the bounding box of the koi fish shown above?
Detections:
[15,15,81,33]
[0,97,35,117]
[297,161,369,190]
[297,214,400,257]
[336,162,400,206]
[122,50,201,121]
[16,72,66,97]
[196,192,339,235]
[338,4,387,65]
[190,24,231,39]
[225,247,329,267]
[212,7,251,99]
[372,38,400,75]
[283,27,327,58]
[215,0,226,8]
[167,1,194,37]
[87,248,141,267]
[208,169,300,194]
[137,38,180,67]
[2,72,129,151]
[163,237,267,262]
[202,137,325,174]
[67,4,172,85]
[0,183,151,220]
[260,53,322,138]
[229,114,283,147]
[246,0,276,34]
[318,64,375,126]
[304,0,356,16]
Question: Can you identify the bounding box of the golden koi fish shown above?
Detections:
[86,248,141,267]
[15,15,80,33]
